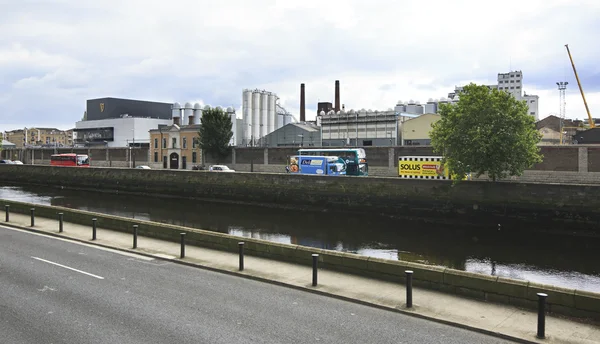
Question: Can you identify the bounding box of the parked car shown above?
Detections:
[11,160,23,164]
[135,165,151,169]
[209,165,235,172]
[0,160,14,164]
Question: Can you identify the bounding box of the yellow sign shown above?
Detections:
[100,103,105,112]
[399,160,448,178]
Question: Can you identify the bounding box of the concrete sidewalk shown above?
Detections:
[2,213,598,344]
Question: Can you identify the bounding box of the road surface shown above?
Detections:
[0,225,514,344]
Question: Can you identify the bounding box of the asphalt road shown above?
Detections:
[0,225,514,344]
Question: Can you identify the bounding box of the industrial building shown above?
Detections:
[401,114,441,146]
[261,122,321,147]
[75,97,173,147]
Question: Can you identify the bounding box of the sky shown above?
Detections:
[1,0,600,131]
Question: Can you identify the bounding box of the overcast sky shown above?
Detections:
[1,0,599,131]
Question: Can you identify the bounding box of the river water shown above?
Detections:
[1,184,599,293]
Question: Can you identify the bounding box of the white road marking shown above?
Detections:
[0,224,154,261]
[31,256,105,280]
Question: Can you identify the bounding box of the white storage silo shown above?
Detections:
[260,91,268,138]
[193,103,202,124]
[267,92,276,134]
[172,102,181,125]
[227,106,236,146]
[252,90,261,143]
[183,102,194,125]
[242,89,253,145]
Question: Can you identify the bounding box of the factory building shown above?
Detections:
[75,97,172,148]
[261,122,321,147]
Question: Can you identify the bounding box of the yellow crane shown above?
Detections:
[565,44,595,128]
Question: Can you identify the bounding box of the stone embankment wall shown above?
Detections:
[2,199,599,320]
[1,165,600,234]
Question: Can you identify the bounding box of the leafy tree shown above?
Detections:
[198,107,233,163]
[430,83,542,182]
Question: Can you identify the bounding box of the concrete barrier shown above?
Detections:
[2,199,599,320]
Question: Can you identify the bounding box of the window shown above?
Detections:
[516,86,521,89]
[154,138,158,149]
[510,80,514,83]
[162,138,167,149]
[172,137,177,148]
[516,74,521,77]
[530,100,535,103]
[192,151,197,163]
[530,112,535,115]
[510,87,514,89]
[183,137,187,149]
[192,138,198,149]
[154,152,158,162]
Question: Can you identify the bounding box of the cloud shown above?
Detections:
[1,0,600,131]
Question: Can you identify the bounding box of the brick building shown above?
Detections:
[148,124,202,169]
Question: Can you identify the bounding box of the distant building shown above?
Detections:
[449,70,540,120]
[85,97,172,122]
[3,128,74,148]
[401,114,441,146]
[536,115,581,145]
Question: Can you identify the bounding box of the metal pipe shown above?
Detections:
[180,233,186,258]
[92,218,97,240]
[4,205,9,222]
[132,224,138,249]
[30,208,35,227]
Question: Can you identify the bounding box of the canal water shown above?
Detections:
[1,184,599,293]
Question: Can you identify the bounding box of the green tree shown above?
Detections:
[198,107,233,163]
[430,83,542,182]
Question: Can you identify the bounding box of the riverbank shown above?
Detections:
[1,165,600,236]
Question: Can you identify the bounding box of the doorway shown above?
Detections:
[169,153,179,169]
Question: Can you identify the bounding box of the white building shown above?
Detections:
[449,70,540,120]
[74,116,171,147]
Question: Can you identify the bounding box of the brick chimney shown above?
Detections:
[335,80,340,112]
[300,83,306,122]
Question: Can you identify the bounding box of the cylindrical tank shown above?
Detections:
[242,89,253,145]
[283,114,292,126]
[183,102,193,125]
[260,92,268,138]
[268,93,276,133]
[172,102,181,125]
[193,103,202,124]
[227,106,236,146]
[252,90,260,144]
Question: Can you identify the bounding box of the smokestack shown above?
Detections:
[300,83,306,122]
[335,80,340,112]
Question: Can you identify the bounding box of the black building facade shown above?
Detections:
[86,98,172,121]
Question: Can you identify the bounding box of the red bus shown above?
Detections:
[50,153,90,167]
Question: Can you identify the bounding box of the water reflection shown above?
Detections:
[1,184,599,292]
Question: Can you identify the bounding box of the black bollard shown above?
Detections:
[132,224,138,249]
[30,208,35,227]
[406,270,414,308]
[238,242,245,271]
[312,254,319,286]
[537,293,548,339]
[58,213,63,232]
[92,218,97,240]
[180,233,186,259]
[5,205,9,222]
